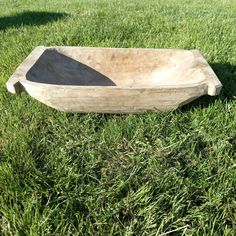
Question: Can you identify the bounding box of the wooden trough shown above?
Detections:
[6,46,222,113]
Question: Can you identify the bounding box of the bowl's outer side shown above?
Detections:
[21,81,207,113]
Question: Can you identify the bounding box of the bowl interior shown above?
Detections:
[26,48,205,87]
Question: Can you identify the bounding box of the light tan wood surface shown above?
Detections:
[6,46,222,113]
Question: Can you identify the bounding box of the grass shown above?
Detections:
[0,0,235,235]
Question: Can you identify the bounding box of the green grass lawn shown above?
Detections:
[0,0,235,235]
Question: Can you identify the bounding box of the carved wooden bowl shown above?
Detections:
[6,46,222,113]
